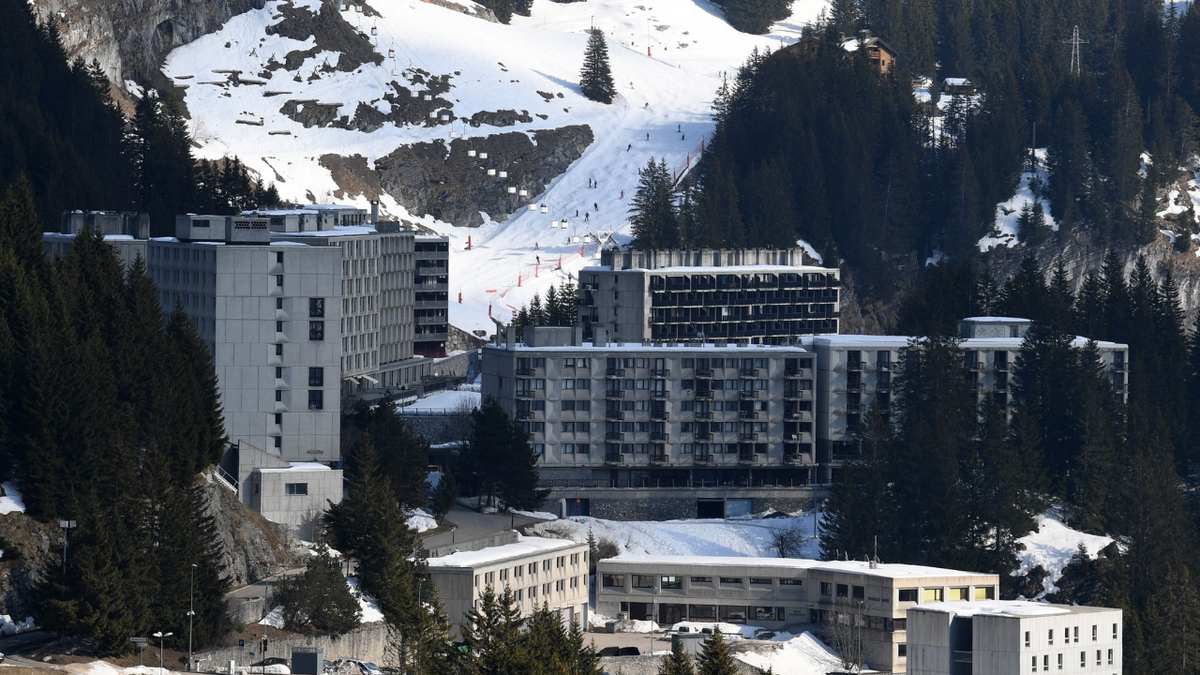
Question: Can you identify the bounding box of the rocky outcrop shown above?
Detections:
[374,125,594,227]
[265,0,383,73]
[29,0,266,89]
[199,474,306,586]
[469,109,533,127]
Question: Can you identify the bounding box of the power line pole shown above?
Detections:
[1065,25,1089,77]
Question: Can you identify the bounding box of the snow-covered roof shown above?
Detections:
[588,264,835,275]
[602,555,995,580]
[960,316,1030,323]
[425,536,584,569]
[910,600,1115,618]
[398,388,480,412]
[943,78,972,86]
[272,225,381,238]
[488,342,811,354]
[810,335,1127,350]
[259,462,334,473]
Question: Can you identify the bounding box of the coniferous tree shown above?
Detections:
[579,30,616,105]
[629,158,679,249]
[431,472,459,524]
[819,403,897,560]
[695,631,740,675]
[276,544,362,636]
[659,640,696,675]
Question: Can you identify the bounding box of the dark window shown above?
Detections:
[309,367,324,387]
[898,589,918,602]
[310,321,325,340]
[275,390,283,402]
[285,483,308,495]
[276,275,283,287]
[310,298,325,317]
[276,251,284,264]
[276,367,283,379]
[853,585,865,599]
[276,297,283,309]
[274,413,282,425]
[661,576,682,590]
[750,578,773,586]
[602,574,625,588]
[780,579,803,586]
[275,343,284,356]
[273,436,282,448]
[836,584,849,597]
[309,390,324,410]
[633,575,656,589]
[276,321,283,333]
[720,577,743,586]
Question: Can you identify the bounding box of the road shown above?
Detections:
[421,505,548,550]
[227,568,305,601]
[0,630,60,657]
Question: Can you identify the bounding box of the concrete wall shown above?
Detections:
[545,488,818,520]
[198,623,394,669]
[254,467,344,537]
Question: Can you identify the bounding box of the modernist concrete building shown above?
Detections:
[481,327,819,518]
[425,536,590,636]
[597,555,1000,674]
[145,215,344,529]
[907,601,1122,675]
[804,318,1129,483]
[578,248,840,344]
[414,235,450,357]
[44,210,150,267]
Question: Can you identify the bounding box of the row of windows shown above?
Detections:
[473,553,588,589]
[603,574,804,589]
[1025,625,1120,647]
[894,587,994,602]
[1031,651,1115,671]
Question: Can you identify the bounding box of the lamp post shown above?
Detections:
[416,577,426,675]
[188,563,197,671]
[57,519,76,574]
[153,631,174,675]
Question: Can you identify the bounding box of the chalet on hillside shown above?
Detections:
[841,31,897,73]
[942,77,977,95]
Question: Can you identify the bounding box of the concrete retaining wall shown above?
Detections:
[199,623,394,670]
[546,487,823,520]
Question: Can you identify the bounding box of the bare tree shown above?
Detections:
[827,599,868,672]
[769,523,805,558]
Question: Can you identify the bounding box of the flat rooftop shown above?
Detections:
[584,265,836,275]
[911,600,1117,618]
[485,342,812,354]
[601,555,995,580]
[425,535,583,569]
[808,335,1127,350]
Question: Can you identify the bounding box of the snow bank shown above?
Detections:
[0,614,35,635]
[530,511,820,558]
[407,508,439,533]
[734,632,847,675]
[673,621,760,638]
[399,388,481,413]
[348,576,385,623]
[1016,509,1115,598]
[0,481,26,515]
[259,605,286,628]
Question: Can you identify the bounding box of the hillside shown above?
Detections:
[158,0,828,335]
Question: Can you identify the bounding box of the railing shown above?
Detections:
[605,432,624,441]
[604,454,625,465]
[696,431,712,440]
[516,367,536,376]
[694,390,713,400]
[651,369,668,378]
[695,412,713,420]
[649,454,668,465]
[738,454,760,465]
[739,368,759,377]
[651,411,670,420]
[606,390,626,399]
[606,411,625,420]
[213,465,239,494]
[693,455,712,465]
[740,390,758,399]
[695,368,714,378]
[740,433,759,441]
[847,361,863,371]
[739,411,760,420]
[650,432,669,441]
[516,390,534,398]
[653,390,670,398]
[606,368,625,377]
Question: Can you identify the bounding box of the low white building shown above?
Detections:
[907,601,1122,675]
[424,536,589,636]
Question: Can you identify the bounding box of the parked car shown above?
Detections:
[246,657,291,674]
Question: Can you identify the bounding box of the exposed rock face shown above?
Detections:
[265,0,382,73]
[469,109,533,127]
[199,474,306,586]
[29,0,266,89]
[374,125,594,227]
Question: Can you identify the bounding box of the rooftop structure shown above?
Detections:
[597,554,1000,674]
[44,210,151,267]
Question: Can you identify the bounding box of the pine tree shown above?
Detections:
[276,543,361,636]
[659,640,696,675]
[462,587,527,675]
[432,472,458,524]
[629,158,679,249]
[819,402,897,560]
[695,631,739,675]
[579,30,616,104]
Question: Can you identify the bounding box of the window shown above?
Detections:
[1096,651,1101,666]
[276,297,284,310]
[950,587,968,601]
[1092,625,1097,641]
[1112,624,1118,639]
[310,297,325,317]
[1049,629,1054,645]
[1073,627,1079,643]
[1025,632,1031,648]
[576,379,590,389]
[1044,655,1049,671]
[1081,653,1086,668]
[821,582,833,596]
[662,576,682,589]
[1033,657,1039,673]
[309,367,324,387]
[780,579,802,586]
[852,585,865,599]
[755,607,779,621]
[276,343,284,356]
[564,380,575,390]
[276,275,283,287]
[562,422,576,432]
[923,588,943,602]
[898,589,918,603]
[975,586,995,600]
[274,436,282,448]
[750,578,773,586]
[633,575,656,589]
[720,577,743,586]
[836,584,849,598]
[562,444,575,454]
[893,619,906,632]
[1107,649,1113,665]
[309,390,324,410]
[276,320,284,333]
[310,321,325,340]
[285,483,308,495]
[1058,654,1063,670]
[276,366,283,379]
[515,589,523,601]
[274,413,282,425]
[897,644,907,658]
[563,358,576,368]
[275,390,283,402]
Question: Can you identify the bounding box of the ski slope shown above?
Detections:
[162,0,829,335]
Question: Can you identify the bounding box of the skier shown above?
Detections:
[682,134,685,141]
[575,209,579,217]
[594,202,599,211]
[677,124,681,132]
[585,212,590,222]
[627,144,631,152]
[534,242,538,250]
[646,133,649,141]
[620,190,624,198]
[537,255,541,264]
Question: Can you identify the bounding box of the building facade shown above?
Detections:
[425,536,590,636]
[597,555,1000,674]
[414,235,450,357]
[146,215,344,526]
[907,602,1122,675]
[578,248,840,344]
[805,318,1129,483]
[44,210,150,267]
[481,328,819,517]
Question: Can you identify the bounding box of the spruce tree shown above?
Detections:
[629,158,679,250]
[277,544,361,636]
[695,631,739,675]
[659,640,696,675]
[580,30,616,104]
[432,472,458,524]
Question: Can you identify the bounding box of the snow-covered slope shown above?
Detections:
[162,0,828,334]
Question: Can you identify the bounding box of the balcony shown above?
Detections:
[604,454,625,465]
[605,432,625,441]
[695,431,712,440]
[783,453,810,466]
[651,411,670,420]
[1112,362,1127,371]
[517,411,535,420]
[738,453,760,465]
[695,411,713,420]
[785,369,812,379]
[650,432,669,442]
[847,361,863,371]
[605,411,625,420]
[739,368,759,377]
[693,454,712,465]
[652,390,670,399]
[994,364,1008,373]
[696,368,714,378]
[516,391,535,399]
[739,410,760,420]
[606,368,625,378]
[516,367,536,376]
[784,389,812,401]
[739,433,759,442]
[606,390,626,399]
[651,369,668,378]
[693,390,713,400]
[649,454,668,465]
[740,390,759,399]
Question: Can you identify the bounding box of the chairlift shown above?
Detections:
[450,131,458,138]
[583,234,593,243]
[561,219,569,227]
[391,68,398,76]
[428,111,437,118]
[371,26,378,36]
[499,170,508,178]
[354,3,362,11]
[388,49,395,58]
[410,90,418,98]
[528,204,537,211]
[340,3,348,10]
[468,150,477,157]
[571,236,581,243]
[487,169,496,176]
[479,152,489,159]
[440,113,450,121]
[508,187,517,194]
[423,94,432,101]
[551,220,559,228]
[519,189,528,197]
[540,204,548,214]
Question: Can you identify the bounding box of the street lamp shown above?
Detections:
[153,631,174,675]
[57,520,76,574]
[188,563,197,671]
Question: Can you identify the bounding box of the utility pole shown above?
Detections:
[1065,25,1089,77]
[58,519,76,574]
[188,564,197,671]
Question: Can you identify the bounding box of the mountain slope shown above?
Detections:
[162,0,828,334]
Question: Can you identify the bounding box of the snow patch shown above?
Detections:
[348,576,385,623]
[407,508,439,533]
[259,605,286,628]
[0,481,25,515]
[1015,509,1115,598]
[980,149,1057,252]
[734,632,848,675]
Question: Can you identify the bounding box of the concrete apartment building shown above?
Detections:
[597,554,1000,674]
[481,327,819,519]
[578,248,840,344]
[414,234,450,357]
[44,210,150,267]
[145,215,344,531]
[907,601,1122,675]
[425,536,590,636]
[804,318,1129,483]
